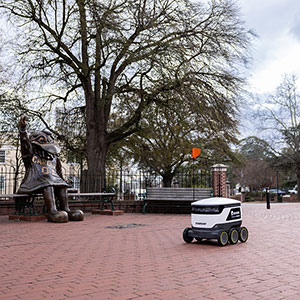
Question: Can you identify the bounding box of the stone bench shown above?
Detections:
[143,187,212,214]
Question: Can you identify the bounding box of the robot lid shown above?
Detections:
[192,197,241,207]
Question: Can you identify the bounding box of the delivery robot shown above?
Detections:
[183,197,248,246]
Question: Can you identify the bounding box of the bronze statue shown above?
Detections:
[18,115,84,223]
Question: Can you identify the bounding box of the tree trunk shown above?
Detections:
[84,140,108,192]
[162,173,173,187]
[83,87,109,192]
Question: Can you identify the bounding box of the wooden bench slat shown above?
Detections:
[67,193,115,197]
[143,187,212,213]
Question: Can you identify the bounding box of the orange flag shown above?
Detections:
[192,148,201,159]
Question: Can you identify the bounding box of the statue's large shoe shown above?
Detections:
[67,210,84,221]
[46,211,69,223]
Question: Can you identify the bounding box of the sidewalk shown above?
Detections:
[1,203,300,300]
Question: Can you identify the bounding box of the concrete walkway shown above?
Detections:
[1,203,300,300]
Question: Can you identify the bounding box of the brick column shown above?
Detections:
[211,164,228,198]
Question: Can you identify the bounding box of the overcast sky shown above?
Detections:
[1,0,298,138]
[239,0,300,94]
[236,0,300,138]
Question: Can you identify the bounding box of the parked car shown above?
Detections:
[269,188,286,195]
[288,185,298,194]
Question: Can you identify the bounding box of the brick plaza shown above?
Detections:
[1,203,300,300]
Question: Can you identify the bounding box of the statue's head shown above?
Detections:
[30,130,61,155]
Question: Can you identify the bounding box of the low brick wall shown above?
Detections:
[282,194,300,202]
[0,201,15,215]
[231,194,300,203]
[0,200,143,216]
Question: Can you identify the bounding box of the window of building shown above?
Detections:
[0,150,5,163]
[0,176,5,191]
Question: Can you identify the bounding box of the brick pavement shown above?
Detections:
[1,203,300,299]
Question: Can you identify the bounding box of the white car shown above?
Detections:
[289,186,298,194]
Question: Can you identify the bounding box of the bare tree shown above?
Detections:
[233,160,275,192]
[0,0,253,189]
[257,74,300,199]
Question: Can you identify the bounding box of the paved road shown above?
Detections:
[1,203,300,300]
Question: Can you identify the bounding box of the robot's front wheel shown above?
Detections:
[218,231,228,246]
[239,227,249,243]
[183,227,194,243]
[229,228,239,244]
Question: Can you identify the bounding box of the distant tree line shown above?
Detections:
[230,74,300,200]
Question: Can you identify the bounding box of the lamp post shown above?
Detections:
[240,172,245,202]
[266,187,270,209]
[241,186,246,202]
[276,170,282,202]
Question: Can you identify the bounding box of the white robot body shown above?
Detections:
[183,197,248,246]
[191,197,242,229]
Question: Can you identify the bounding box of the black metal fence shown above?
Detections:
[0,166,211,200]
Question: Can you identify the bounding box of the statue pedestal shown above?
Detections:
[92,209,124,216]
[9,215,46,221]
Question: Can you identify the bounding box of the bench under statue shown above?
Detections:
[17,115,84,223]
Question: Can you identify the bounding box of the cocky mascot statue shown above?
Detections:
[18,115,84,223]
